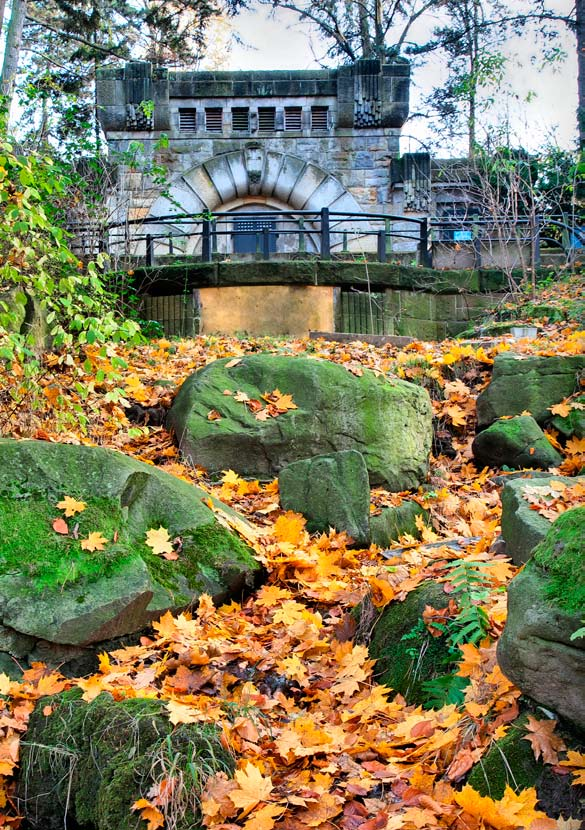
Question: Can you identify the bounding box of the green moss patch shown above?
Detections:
[532,506,585,615]
[467,715,543,798]
[18,690,233,830]
[0,495,135,593]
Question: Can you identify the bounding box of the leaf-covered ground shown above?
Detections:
[0,275,584,830]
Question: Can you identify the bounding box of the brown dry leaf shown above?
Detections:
[549,401,572,417]
[80,532,108,552]
[56,496,87,517]
[523,716,566,765]
[207,409,222,421]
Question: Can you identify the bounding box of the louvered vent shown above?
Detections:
[258,107,276,131]
[311,106,329,131]
[231,107,250,132]
[178,108,197,131]
[284,106,302,131]
[205,108,223,132]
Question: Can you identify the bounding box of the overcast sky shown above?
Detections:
[215,0,578,156]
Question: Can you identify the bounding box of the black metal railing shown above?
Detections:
[68,209,584,270]
[71,207,432,267]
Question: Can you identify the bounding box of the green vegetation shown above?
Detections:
[467,716,543,798]
[532,507,585,615]
[0,495,134,592]
[19,689,233,830]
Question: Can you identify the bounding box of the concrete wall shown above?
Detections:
[197,285,338,336]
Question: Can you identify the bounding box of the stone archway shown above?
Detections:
[142,145,371,258]
[147,145,364,223]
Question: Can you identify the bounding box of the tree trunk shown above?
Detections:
[1,0,28,106]
[0,0,7,40]
[577,0,585,150]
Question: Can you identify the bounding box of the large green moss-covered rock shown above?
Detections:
[361,582,453,705]
[17,690,233,830]
[279,450,370,545]
[472,415,562,470]
[0,439,260,651]
[167,355,433,491]
[498,509,585,731]
[476,353,585,428]
[500,474,584,564]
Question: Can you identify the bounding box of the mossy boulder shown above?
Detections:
[279,450,371,545]
[466,713,585,819]
[167,355,433,490]
[0,439,260,653]
[498,508,585,730]
[17,689,233,830]
[360,581,453,705]
[500,474,584,565]
[370,500,428,548]
[472,415,562,470]
[476,353,585,428]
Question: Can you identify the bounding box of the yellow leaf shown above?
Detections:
[455,784,549,829]
[550,401,572,418]
[56,496,87,517]
[230,762,274,817]
[221,469,241,486]
[243,804,286,830]
[273,511,306,545]
[80,532,108,552]
[558,750,585,785]
[145,527,174,556]
[166,699,203,725]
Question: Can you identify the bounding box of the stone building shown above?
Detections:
[96,58,417,258]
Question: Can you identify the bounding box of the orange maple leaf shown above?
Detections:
[131,799,164,830]
[243,803,286,830]
[273,511,306,545]
[229,762,274,817]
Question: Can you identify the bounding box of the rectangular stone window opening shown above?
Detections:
[284,106,302,131]
[311,106,329,131]
[258,107,276,131]
[232,107,250,132]
[205,107,223,132]
[178,108,197,132]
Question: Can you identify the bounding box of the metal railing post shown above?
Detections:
[262,227,270,259]
[298,217,306,254]
[377,229,386,262]
[201,220,212,262]
[320,207,331,259]
[419,219,432,268]
[146,234,154,267]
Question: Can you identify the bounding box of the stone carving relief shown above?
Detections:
[244,142,265,195]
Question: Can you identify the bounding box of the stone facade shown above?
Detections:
[96,59,411,257]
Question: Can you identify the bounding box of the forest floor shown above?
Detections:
[0,272,584,830]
